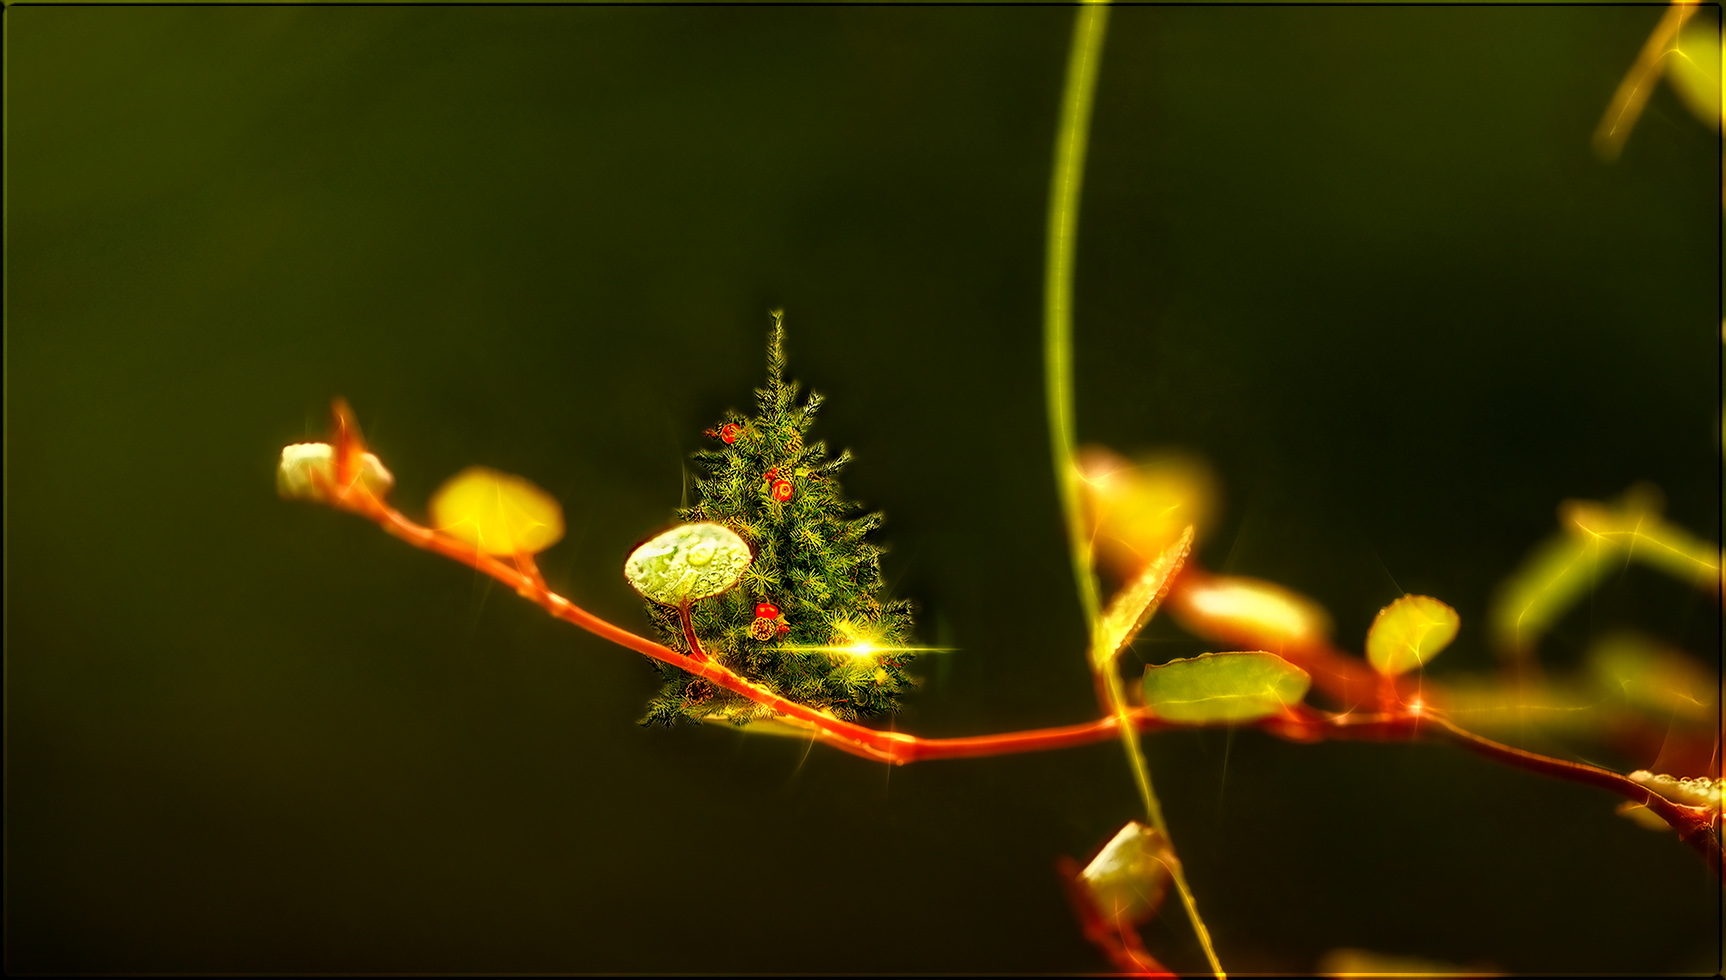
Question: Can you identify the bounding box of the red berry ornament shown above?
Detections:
[719,422,742,444]
[771,479,794,502]
[755,601,780,620]
[777,622,790,635]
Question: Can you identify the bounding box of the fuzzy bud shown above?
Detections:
[278,442,393,502]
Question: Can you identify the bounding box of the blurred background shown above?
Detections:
[6,5,1719,973]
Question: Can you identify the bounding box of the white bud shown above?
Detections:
[278,442,394,501]
[1628,770,1724,809]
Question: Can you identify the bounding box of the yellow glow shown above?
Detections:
[1365,595,1460,676]
[1492,486,1721,658]
[1169,575,1332,649]
[1589,632,1717,724]
[1668,17,1723,131]
[1190,586,1306,639]
[1561,498,1721,587]
[429,466,564,556]
[1615,800,1673,832]
[1427,675,1607,736]
[779,642,955,657]
[1592,2,1698,160]
[1076,445,1217,577]
[1318,947,1494,978]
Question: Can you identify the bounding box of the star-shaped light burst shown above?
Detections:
[779,617,954,660]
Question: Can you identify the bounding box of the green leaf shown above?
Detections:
[1141,651,1310,723]
[624,522,753,606]
[1075,821,1169,925]
[1587,631,1716,724]
[1089,526,1192,668]
[1488,530,1610,657]
[1365,595,1459,676]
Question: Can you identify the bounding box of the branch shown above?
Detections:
[293,402,1722,878]
[1427,714,1722,870]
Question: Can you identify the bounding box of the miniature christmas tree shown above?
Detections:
[639,312,916,726]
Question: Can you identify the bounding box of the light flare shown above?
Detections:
[1076,445,1217,578]
[1169,574,1332,650]
[779,642,956,657]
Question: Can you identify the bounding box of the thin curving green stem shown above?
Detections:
[1041,4,1225,976]
[1045,2,1107,649]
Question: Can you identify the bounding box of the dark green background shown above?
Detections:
[6,4,1720,973]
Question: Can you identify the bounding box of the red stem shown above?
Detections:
[311,418,1722,876]
[677,599,709,663]
[1427,714,1722,869]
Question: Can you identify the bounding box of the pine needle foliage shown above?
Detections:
[641,313,916,727]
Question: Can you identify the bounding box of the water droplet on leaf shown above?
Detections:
[625,523,753,606]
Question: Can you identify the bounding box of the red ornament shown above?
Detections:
[771,479,794,502]
[755,601,780,620]
[719,422,742,444]
[763,466,778,481]
[777,622,790,635]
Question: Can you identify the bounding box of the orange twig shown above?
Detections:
[306,400,1723,876]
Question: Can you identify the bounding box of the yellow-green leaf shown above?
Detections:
[1089,526,1192,668]
[1489,487,1719,658]
[1141,651,1310,723]
[1076,821,1169,925]
[1488,530,1611,658]
[429,466,564,556]
[1587,631,1717,724]
[624,522,753,606]
[1366,595,1459,676]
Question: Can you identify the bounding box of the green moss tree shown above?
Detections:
[640,313,915,726]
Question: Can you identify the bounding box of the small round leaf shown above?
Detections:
[1076,822,1169,926]
[429,466,565,556]
[1141,651,1311,723]
[625,522,753,606]
[1366,595,1459,676]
